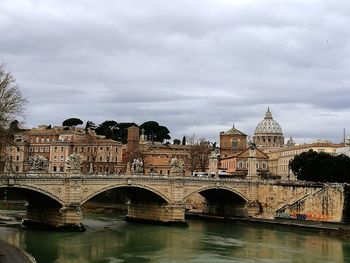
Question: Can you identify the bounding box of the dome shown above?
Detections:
[286,136,295,147]
[254,108,283,135]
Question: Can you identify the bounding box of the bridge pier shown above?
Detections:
[23,204,85,231]
[126,202,187,226]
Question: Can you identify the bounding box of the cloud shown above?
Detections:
[1,0,350,144]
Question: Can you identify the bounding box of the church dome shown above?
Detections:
[253,108,284,150]
[254,108,283,135]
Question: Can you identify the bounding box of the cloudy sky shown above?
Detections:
[1,0,350,143]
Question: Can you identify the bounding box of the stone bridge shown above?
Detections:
[0,174,349,230]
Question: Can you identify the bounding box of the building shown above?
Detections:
[218,124,269,178]
[126,126,193,176]
[253,108,284,152]
[336,136,350,157]
[220,147,269,177]
[219,124,247,158]
[4,125,124,174]
[267,141,342,180]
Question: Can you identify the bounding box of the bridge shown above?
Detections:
[0,174,348,230]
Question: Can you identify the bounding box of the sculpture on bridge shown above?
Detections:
[131,158,144,174]
[28,155,48,172]
[170,157,184,176]
[67,153,81,174]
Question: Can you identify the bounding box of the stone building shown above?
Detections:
[253,108,284,152]
[219,124,247,158]
[4,125,124,174]
[267,141,342,180]
[126,126,192,176]
[220,147,269,177]
[336,136,350,157]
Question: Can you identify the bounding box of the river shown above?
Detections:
[1,211,350,263]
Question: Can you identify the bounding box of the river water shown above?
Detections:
[1,211,350,263]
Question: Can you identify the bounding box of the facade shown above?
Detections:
[126,126,193,176]
[220,147,269,177]
[5,125,124,174]
[253,108,284,152]
[267,141,342,180]
[219,124,247,158]
[336,136,350,157]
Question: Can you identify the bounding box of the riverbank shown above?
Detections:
[186,212,350,238]
[0,240,36,263]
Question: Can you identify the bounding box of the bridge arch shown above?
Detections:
[0,185,65,206]
[81,184,171,205]
[184,185,249,203]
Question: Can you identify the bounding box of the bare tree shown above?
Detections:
[184,135,211,173]
[0,64,26,172]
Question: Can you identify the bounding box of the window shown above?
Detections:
[54,156,57,161]
[100,147,103,151]
[106,147,110,151]
[41,138,44,143]
[54,147,58,152]
[46,138,50,142]
[60,156,64,161]
[29,147,33,152]
[16,147,20,152]
[115,157,118,162]
[35,137,39,143]
[53,166,57,172]
[16,156,20,161]
[115,148,118,152]
[232,139,238,151]
[100,156,103,162]
[45,147,49,152]
[160,170,163,175]
[61,147,64,152]
[34,147,38,152]
[15,166,19,172]
[60,166,64,172]
[40,147,44,152]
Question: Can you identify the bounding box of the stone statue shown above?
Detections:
[131,158,144,174]
[170,157,184,176]
[67,153,81,172]
[28,155,48,172]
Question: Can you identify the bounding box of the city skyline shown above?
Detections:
[1,0,350,143]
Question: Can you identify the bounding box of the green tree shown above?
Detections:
[62,118,83,127]
[139,121,171,142]
[173,139,181,145]
[95,121,137,143]
[289,150,350,183]
[85,120,97,131]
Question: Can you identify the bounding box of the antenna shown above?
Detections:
[344,128,346,145]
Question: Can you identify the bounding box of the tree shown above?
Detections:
[85,120,97,131]
[62,118,83,127]
[95,121,137,143]
[0,65,26,171]
[139,121,171,142]
[182,136,186,145]
[183,135,212,173]
[289,150,350,183]
[173,139,181,145]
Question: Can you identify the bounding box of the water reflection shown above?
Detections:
[0,213,349,263]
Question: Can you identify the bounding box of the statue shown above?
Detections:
[170,157,184,176]
[131,158,143,174]
[28,155,48,172]
[67,153,81,173]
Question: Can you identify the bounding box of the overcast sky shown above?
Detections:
[1,0,350,144]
